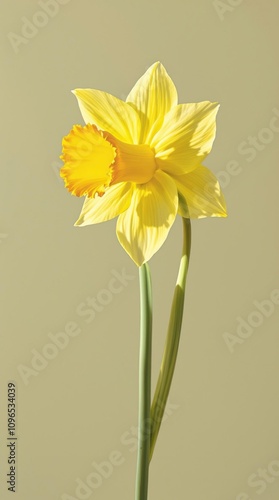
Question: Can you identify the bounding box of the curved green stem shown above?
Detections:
[149,217,191,461]
[135,263,152,500]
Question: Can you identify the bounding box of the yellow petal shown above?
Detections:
[75,182,134,226]
[60,124,116,197]
[173,165,227,218]
[116,170,178,266]
[152,102,220,175]
[73,89,140,143]
[126,62,178,144]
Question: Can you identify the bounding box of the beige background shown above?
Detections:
[1,1,279,499]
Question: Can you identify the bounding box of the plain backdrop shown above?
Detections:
[1,1,279,499]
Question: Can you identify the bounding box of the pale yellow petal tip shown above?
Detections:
[71,89,89,101]
[116,232,143,267]
[219,192,228,217]
[211,189,228,218]
[216,209,228,218]
[215,201,228,218]
[149,61,162,70]
[71,89,79,100]
[74,217,83,227]
[73,209,92,227]
[71,89,85,103]
[205,101,220,115]
[222,203,228,217]
[146,61,171,78]
[209,102,220,114]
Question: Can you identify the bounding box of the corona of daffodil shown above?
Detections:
[61,62,227,266]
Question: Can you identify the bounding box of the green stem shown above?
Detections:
[135,263,153,500]
[149,217,191,461]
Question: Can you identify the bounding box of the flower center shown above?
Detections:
[105,131,157,185]
[60,124,157,198]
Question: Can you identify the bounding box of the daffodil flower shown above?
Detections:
[61,61,227,266]
[60,62,228,500]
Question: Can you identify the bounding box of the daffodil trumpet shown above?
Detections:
[60,62,227,500]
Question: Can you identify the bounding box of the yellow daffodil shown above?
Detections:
[61,62,227,266]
